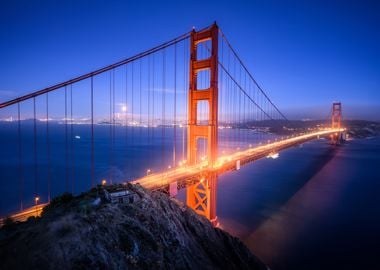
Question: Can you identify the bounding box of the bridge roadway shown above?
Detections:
[0,203,48,226]
[0,128,343,225]
[132,128,344,190]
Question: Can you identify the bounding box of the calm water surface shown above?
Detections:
[1,122,379,269]
[217,137,380,270]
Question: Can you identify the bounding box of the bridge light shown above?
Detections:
[101,179,107,186]
[34,196,40,216]
[34,196,40,209]
[146,169,151,175]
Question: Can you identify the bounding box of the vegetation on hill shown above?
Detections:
[0,184,266,270]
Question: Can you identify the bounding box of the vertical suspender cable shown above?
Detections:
[125,65,129,179]
[238,62,241,148]
[131,63,134,176]
[219,35,224,153]
[244,70,247,146]
[182,41,186,161]
[70,85,74,192]
[112,69,115,184]
[109,71,112,183]
[33,97,38,199]
[173,43,177,167]
[148,55,153,165]
[17,102,23,210]
[139,59,142,140]
[226,45,230,151]
[233,55,236,147]
[152,54,155,147]
[162,49,166,172]
[64,86,68,192]
[151,54,155,154]
[125,65,129,140]
[91,76,94,187]
[46,94,51,202]
[148,56,151,141]
[160,51,164,182]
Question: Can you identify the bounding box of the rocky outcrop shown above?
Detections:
[0,184,266,270]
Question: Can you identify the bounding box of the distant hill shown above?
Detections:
[223,119,380,138]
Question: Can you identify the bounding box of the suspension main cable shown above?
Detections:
[219,62,273,120]
[0,31,192,109]
[201,41,275,121]
[219,29,288,121]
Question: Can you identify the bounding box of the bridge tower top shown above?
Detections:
[187,23,219,165]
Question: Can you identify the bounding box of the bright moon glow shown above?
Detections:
[121,105,127,112]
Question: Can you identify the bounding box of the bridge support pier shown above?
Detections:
[186,23,219,226]
[187,173,218,226]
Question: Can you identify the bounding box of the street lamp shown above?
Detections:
[34,196,40,216]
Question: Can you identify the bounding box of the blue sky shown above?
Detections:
[0,0,379,120]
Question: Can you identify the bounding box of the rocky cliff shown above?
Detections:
[0,184,266,270]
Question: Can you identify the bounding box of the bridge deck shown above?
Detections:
[0,203,48,226]
[132,129,343,190]
[0,129,343,223]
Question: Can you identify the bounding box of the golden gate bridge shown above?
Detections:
[0,23,344,226]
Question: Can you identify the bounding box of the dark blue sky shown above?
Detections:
[0,0,379,120]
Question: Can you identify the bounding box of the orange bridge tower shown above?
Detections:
[186,23,219,226]
[332,102,342,129]
[331,102,342,143]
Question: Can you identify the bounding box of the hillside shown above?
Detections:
[0,184,266,270]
